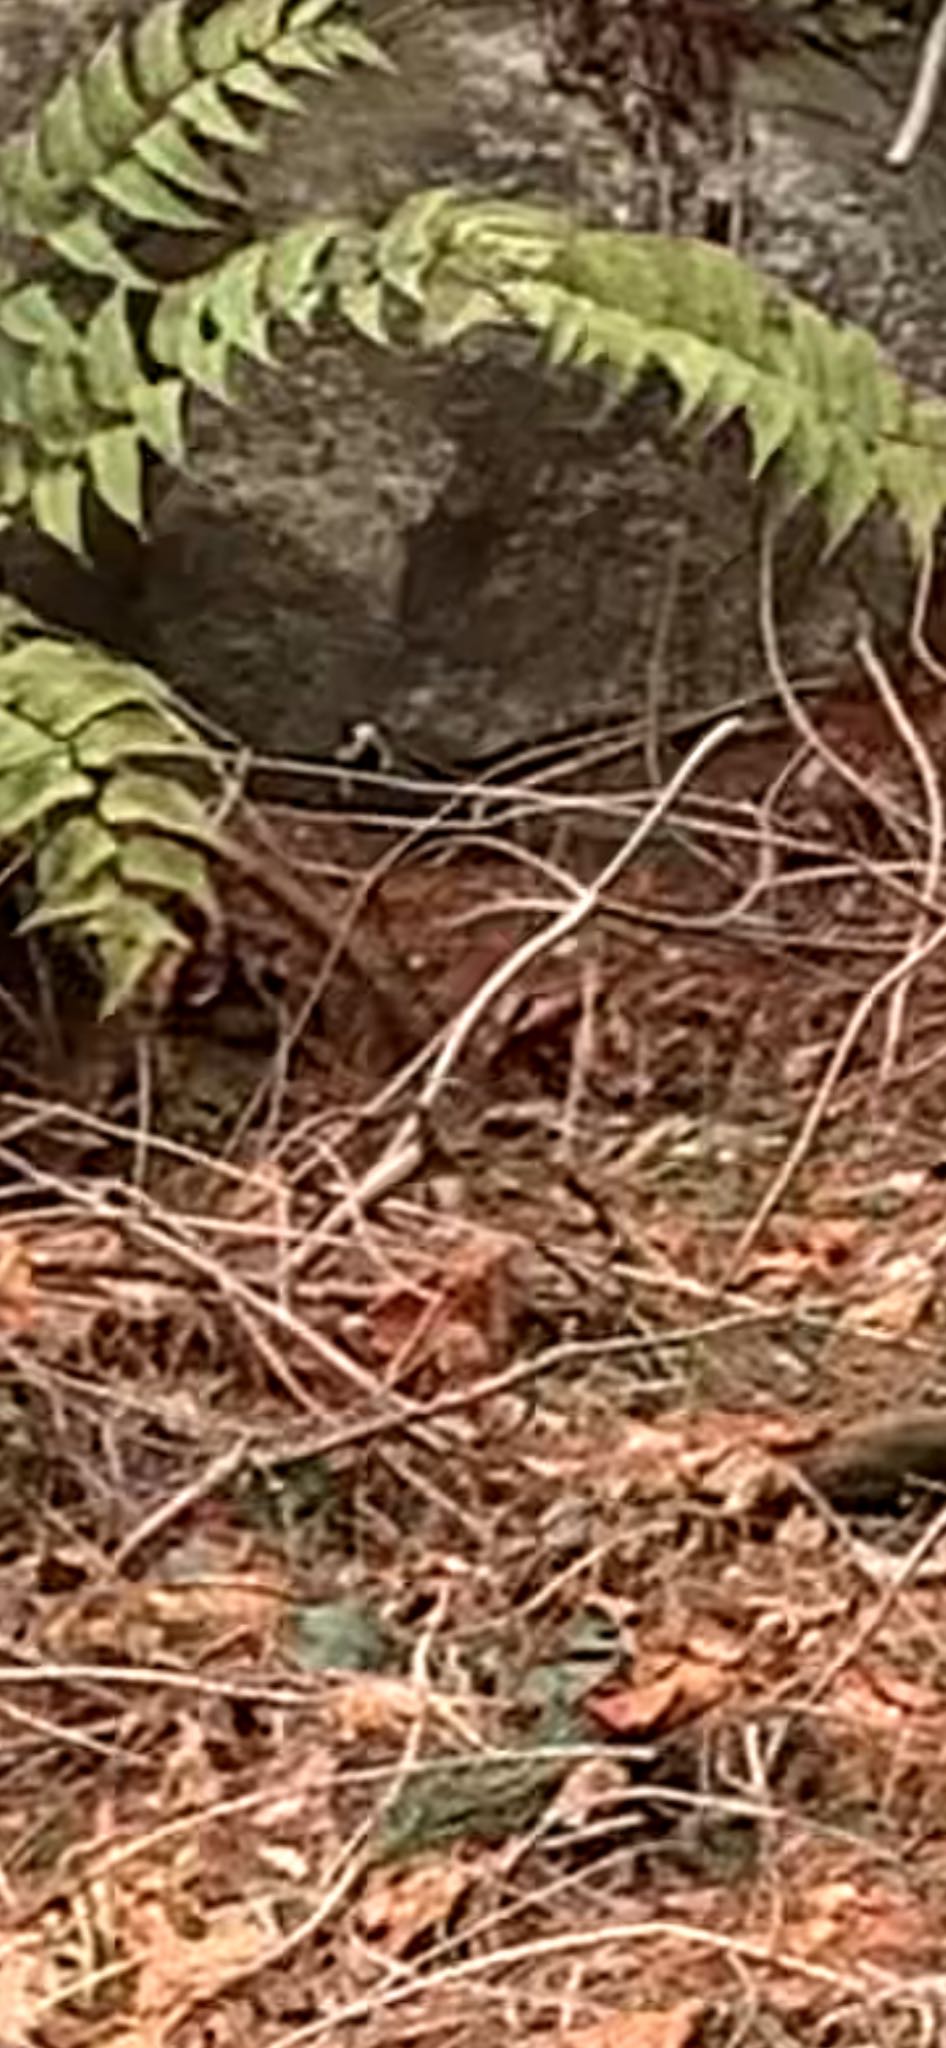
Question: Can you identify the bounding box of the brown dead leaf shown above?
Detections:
[328,1674,428,1741]
[587,1656,731,1736]
[869,1664,946,1714]
[49,1541,283,1665]
[598,1408,808,1506]
[744,1218,861,1296]
[358,1854,474,1956]
[694,1443,788,1514]
[787,1877,931,1967]
[755,1413,823,1451]
[790,1879,860,1957]
[367,1232,515,1387]
[131,1898,267,2039]
[563,2001,703,2048]
[841,1251,935,1336]
[546,1756,631,1829]
[597,1420,692,1502]
[845,1885,932,1963]
[142,1538,283,1653]
[831,1664,943,1731]
[685,1409,815,1458]
[674,1410,817,1509]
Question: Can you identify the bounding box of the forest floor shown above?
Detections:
[6,678,946,2047]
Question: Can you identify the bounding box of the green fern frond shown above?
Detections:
[0,602,218,1012]
[367,194,946,553]
[0,0,389,250]
[0,212,362,544]
[3,3,944,577]
[0,0,383,553]
[147,214,362,393]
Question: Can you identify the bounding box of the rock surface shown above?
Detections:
[1,0,944,760]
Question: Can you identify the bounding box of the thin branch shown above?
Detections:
[726,527,946,1276]
[289,713,742,1269]
[270,1915,881,2048]
[759,518,921,855]
[909,546,946,685]
[887,0,946,167]
[725,910,946,1282]
[856,626,944,1084]
[111,1437,251,1574]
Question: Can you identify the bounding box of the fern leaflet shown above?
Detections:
[0,601,218,1013]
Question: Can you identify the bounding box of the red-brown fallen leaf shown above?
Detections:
[841,1250,935,1336]
[358,1854,475,1955]
[586,1656,731,1736]
[743,1217,862,1295]
[594,1420,692,1501]
[693,1443,789,1514]
[831,1664,944,1730]
[786,1877,932,1967]
[127,1898,268,2040]
[592,1410,812,1507]
[563,2000,704,2048]
[366,1232,515,1386]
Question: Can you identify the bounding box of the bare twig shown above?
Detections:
[0,1659,319,1706]
[727,532,946,1276]
[761,1495,946,1784]
[805,1494,946,1711]
[910,547,946,685]
[270,1915,880,2048]
[556,952,600,1165]
[887,0,946,167]
[164,1595,450,2037]
[857,626,944,1084]
[110,1436,251,1574]
[0,1696,136,1762]
[644,522,686,786]
[222,819,414,1054]
[291,714,742,1273]
[759,518,921,853]
[726,909,946,1281]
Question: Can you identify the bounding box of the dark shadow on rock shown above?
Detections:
[140,497,402,756]
[0,497,403,762]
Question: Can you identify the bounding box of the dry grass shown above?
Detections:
[7,657,946,2047]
